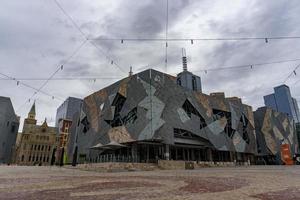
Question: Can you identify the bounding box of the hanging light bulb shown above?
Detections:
[121,39,124,44]
[191,39,193,44]
[294,70,297,75]
[265,38,268,43]
[17,81,19,86]
[250,65,253,69]
[60,65,64,70]
[111,60,114,65]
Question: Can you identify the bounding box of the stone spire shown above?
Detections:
[41,118,48,127]
[24,102,37,125]
[28,102,36,119]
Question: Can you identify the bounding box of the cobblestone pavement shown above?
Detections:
[0,166,300,200]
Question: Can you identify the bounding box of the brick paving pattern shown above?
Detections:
[0,166,300,199]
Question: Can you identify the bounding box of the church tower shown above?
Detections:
[24,102,37,125]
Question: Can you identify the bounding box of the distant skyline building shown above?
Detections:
[55,97,83,127]
[0,96,19,164]
[264,84,300,123]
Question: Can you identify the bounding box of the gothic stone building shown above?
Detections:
[75,69,257,164]
[15,103,58,165]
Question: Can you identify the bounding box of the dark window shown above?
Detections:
[105,93,132,128]
[174,128,199,139]
[192,76,197,91]
[177,77,181,86]
[38,145,40,150]
[28,155,31,162]
[21,155,24,162]
[11,125,16,133]
[81,116,90,133]
[41,145,44,151]
[212,109,235,138]
[34,145,37,150]
[182,99,207,129]
[7,121,9,127]
[240,114,250,144]
[123,107,138,125]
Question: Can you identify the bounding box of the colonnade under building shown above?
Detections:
[85,141,255,165]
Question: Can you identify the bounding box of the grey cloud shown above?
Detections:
[2,0,300,128]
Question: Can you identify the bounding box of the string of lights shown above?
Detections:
[0,77,121,81]
[283,63,300,84]
[16,39,87,112]
[192,58,300,73]
[52,0,127,74]
[89,36,300,43]
[2,58,300,82]
[0,72,64,102]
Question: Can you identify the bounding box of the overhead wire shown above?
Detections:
[2,58,300,82]
[165,0,169,71]
[33,39,87,95]
[89,36,300,42]
[192,58,300,73]
[16,39,87,112]
[0,77,121,81]
[0,72,64,101]
[283,63,300,84]
[52,0,127,74]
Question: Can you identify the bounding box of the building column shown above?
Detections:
[164,144,170,160]
[131,144,138,162]
[146,144,150,163]
[207,148,213,161]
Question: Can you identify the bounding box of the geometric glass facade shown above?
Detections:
[264,84,300,123]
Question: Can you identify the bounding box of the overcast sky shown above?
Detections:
[1,0,300,129]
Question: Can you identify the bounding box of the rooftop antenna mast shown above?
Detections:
[129,66,133,77]
[182,48,187,71]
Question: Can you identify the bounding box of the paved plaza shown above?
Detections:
[0,165,300,200]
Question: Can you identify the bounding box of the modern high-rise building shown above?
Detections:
[264,84,300,123]
[55,97,83,127]
[0,96,19,164]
